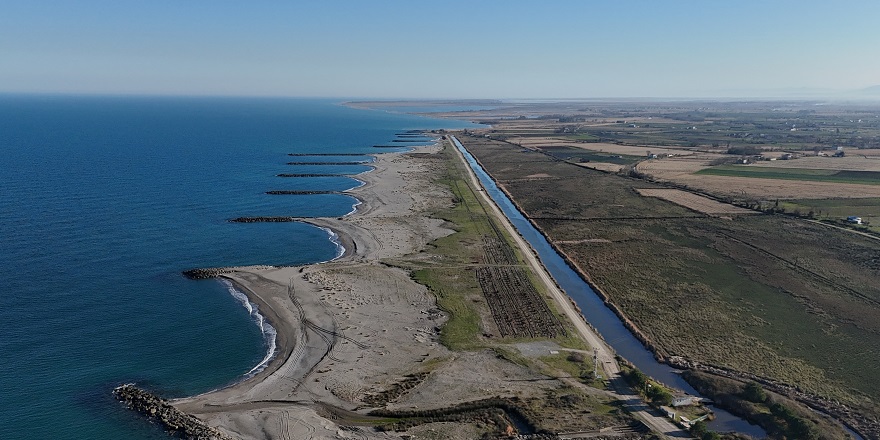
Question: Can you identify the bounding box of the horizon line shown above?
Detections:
[2,91,880,103]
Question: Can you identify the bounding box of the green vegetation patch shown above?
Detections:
[538,146,641,165]
[682,370,851,440]
[780,197,880,232]
[697,165,880,185]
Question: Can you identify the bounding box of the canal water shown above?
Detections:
[452,136,766,437]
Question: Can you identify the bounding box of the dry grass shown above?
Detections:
[636,156,719,176]
[574,162,624,173]
[569,142,697,157]
[508,138,698,158]
[634,188,755,216]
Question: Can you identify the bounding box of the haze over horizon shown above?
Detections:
[2,1,879,99]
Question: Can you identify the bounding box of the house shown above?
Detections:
[672,396,699,407]
[847,216,863,225]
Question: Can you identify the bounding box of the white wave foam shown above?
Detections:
[349,178,366,189]
[344,198,362,217]
[318,226,346,261]
[220,279,278,377]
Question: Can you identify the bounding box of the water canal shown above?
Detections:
[451,136,766,437]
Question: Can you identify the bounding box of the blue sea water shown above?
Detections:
[0,96,478,439]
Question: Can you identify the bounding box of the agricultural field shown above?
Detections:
[537,146,642,165]
[457,133,880,434]
[751,155,880,171]
[696,165,880,185]
[634,188,756,216]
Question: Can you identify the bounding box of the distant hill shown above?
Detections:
[858,85,880,96]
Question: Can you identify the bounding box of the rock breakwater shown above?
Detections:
[287,153,366,156]
[182,265,275,279]
[286,161,369,165]
[182,267,236,279]
[113,384,235,440]
[229,216,298,223]
[277,173,342,177]
[265,190,340,195]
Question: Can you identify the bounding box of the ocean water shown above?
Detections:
[0,96,478,439]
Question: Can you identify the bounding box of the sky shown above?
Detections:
[1,1,879,99]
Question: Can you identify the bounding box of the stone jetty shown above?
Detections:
[277,173,342,177]
[285,161,369,165]
[265,190,340,195]
[182,267,236,279]
[229,216,299,223]
[113,384,235,440]
[287,153,366,156]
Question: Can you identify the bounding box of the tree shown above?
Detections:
[690,421,709,438]
[647,386,673,406]
[741,381,767,403]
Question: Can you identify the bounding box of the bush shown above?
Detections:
[647,386,673,406]
[741,382,767,403]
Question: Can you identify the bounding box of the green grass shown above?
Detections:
[538,352,596,382]
[407,162,488,350]
[696,165,880,185]
[539,146,641,165]
[412,268,483,351]
[779,197,880,232]
[560,133,601,141]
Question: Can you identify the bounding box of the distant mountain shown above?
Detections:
[700,85,880,100]
[857,85,880,96]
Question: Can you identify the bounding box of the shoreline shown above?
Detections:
[165,135,689,439]
[180,162,377,397]
[169,142,462,438]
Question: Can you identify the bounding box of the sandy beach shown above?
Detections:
[165,132,700,439]
[171,143,557,439]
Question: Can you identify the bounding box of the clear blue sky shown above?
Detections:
[1,1,878,98]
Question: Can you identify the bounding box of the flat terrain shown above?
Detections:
[634,188,756,216]
[349,99,880,438]
[636,157,880,200]
[696,166,880,185]
[173,142,655,439]
[457,133,880,437]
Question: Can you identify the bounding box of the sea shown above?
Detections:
[0,96,479,439]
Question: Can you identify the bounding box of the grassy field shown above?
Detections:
[697,165,880,185]
[779,198,880,232]
[458,134,880,430]
[537,146,641,165]
[402,144,593,351]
